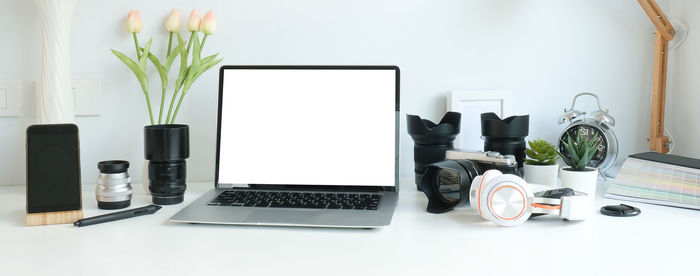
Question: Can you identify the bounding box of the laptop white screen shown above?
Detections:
[218,68,397,187]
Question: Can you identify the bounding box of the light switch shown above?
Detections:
[0,88,7,109]
[0,80,21,117]
[73,79,101,116]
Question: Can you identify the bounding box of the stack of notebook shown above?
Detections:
[605,152,700,210]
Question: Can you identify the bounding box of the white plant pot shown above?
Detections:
[560,167,598,200]
[524,163,559,186]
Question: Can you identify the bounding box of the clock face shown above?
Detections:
[559,124,608,168]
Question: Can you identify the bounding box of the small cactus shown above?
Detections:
[525,139,559,165]
[558,132,601,171]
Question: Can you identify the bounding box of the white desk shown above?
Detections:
[1,178,698,276]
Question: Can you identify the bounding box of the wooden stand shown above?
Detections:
[638,0,676,153]
[26,210,83,226]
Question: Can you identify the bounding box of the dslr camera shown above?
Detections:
[420,150,520,213]
[445,150,518,175]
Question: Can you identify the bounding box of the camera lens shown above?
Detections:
[421,159,483,213]
[481,113,529,171]
[148,160,187,205]
[436,168,461,203]
[407,112,461,190]
[145,124,189,205]
[96,160,132,210]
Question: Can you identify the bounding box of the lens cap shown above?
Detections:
[600,204,641,217]
[98,160,130,174]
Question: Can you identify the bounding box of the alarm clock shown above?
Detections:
[557,92,618,176]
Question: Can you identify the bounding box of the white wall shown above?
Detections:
[0,0,673,186]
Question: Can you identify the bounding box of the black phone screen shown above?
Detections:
[26,124,82,213]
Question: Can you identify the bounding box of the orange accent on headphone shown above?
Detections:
[477,170,491,217]
[531,203,562,210]
[488,185,526,221]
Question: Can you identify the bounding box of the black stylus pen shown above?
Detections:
[74,205,162,227]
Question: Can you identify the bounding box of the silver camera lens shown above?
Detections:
[96,160,132,209]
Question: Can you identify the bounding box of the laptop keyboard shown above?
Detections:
[208,190,382,210]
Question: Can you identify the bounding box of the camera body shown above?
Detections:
[481,112,529,171]
[445,150,519,176]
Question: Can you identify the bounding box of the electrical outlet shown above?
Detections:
[73,79,101,116]
[0,80,21,117]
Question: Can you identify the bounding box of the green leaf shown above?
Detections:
[577,146,591,170]
[111,49,148,92]
[139,38,153,71]
[526,138,559,165]
[182,58,222,94]
[193,58,222,80]
[201,53,219,65]
[525,148,537,159]
[164,44,181,72]
[559,153,574,168]
[183,34,202,93]
[564,134,580,162]
[145,51,168,89]
[190,34,202,79]
[175,33,189,90]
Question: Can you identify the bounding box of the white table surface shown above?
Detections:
[1,178,699,276]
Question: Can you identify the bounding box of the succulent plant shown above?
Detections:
[558,131,601,171]
[525,139,559,165]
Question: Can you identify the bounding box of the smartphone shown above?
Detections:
[26,124,82,214]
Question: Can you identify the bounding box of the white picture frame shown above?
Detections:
[447,90,512,150]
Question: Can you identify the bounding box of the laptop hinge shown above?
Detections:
[217,183,249,189]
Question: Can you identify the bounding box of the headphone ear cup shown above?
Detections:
[479,174,533,227]
[468,175,483,210]
[469,170,503,216]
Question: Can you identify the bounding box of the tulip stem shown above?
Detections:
[158,88,166,124]
[144,91,155,125]
[170,88,189,124]
[132,33,141,60]
[186,31,196,56]
[166,32,173,57]
[165,87,181,124]
[201,34,208,50]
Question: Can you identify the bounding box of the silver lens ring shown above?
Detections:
[96,160,132,209]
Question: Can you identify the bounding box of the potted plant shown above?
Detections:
[558,132,601,199]
[112,9,222,205]
[524,139,559,186]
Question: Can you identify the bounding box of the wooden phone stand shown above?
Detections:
[26,210,84,226]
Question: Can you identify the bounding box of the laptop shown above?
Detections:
[171,65,400,228]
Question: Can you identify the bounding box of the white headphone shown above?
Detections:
[468,170,590,226]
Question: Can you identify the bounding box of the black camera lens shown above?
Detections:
[144,124,189,205]
[480,113,529,171]
[435,168,461,203]
[407,112,461,190]
[421,159,483,213]
[148,160,187,204]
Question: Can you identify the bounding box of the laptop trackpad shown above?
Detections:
[246,209,320,225]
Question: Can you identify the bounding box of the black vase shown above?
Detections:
[144,124,189,205]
